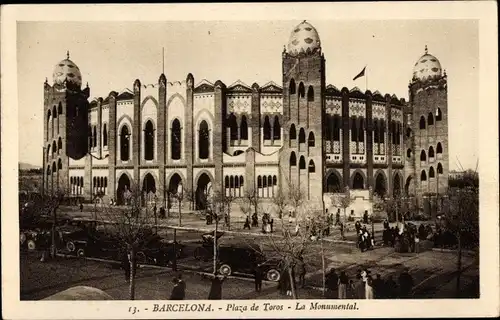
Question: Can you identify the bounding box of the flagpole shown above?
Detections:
[365,65,368,92]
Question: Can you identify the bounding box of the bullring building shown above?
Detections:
[42,21,449,217]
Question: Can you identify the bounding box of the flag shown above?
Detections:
[353,66,366,81]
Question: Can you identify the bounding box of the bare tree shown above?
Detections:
[331,187,353,223]
[97,184,157,300]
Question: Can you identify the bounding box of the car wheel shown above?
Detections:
[266,268,280,282]
[27,239,36,251]
[20,232,27,245]
[136,251,147,264]
[219,264,232,276]
[76,248,85,257]
[66,241,76,252]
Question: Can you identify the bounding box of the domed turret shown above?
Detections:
[412,46,442,81]
[53,51,82,87]
[287,20,321,56]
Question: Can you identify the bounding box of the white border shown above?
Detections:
[1,2,498,319]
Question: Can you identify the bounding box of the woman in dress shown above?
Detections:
[338,271,349,299]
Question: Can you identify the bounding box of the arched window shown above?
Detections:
[420,150,426,162]
[299,128,306,144]
[229,176,234,189]
[263,116,271,140]
[47,144,51,160]
[421,170,427,181]
[419,116,426,130]
[257,176,262,188]
[290,152,296,166]
[374,119,379,143]
[351,118,358,142]
[58,137,62,154]
[103,124,108,147]
[198,120,210,160]
[120,125,130,161]
[289,79,296,95]
[299,156,306,170]
[429,166,435,178]
[437,163,443,174]
[333,115,341,141]
[58,158,62,170]
[436,108,442,121]
[298,82,305,98]
[428,146,435,158]
[307,86,314,102]
[358,118,365,143]
[396,123,401,144]
[406,127,412,138]
[437,142,443,155]
[228,113,238,140]
[428,112,434,126]
[52,106,57,118]
[93,177,96,189]
[380,121,385,143]
[308,132,315,147]
[240,115,248,140]
[407,148,412,158]
[52,141,57,155]
[289,124,296,140]
[58,103,63,115]
[47,111,51,138]
[326,173,342,193]
[144,120,154,160]
[171,119,182,160]
[273,116,281,140]
[308,160,315,173]
[93,126,97,148]
[352,172,364,189]
[240,176,244,187]
[391,121,397,144]
[225,176,229,189]
[273,175,277,186]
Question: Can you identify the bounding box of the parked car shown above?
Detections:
[141,235,185,266]
[217,241,281,282]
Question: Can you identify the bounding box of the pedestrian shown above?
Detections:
[338,271,349,299]
[153,204,157,217]
[79,203,83,212]
[243,216,251,230]
[365,276,375,299]
[254,264,263,292]
[363,211,369,224]
[325,268,338,298]
[384,275,397,299]
[169,277,185,300]
[383,218,390,230]
[252,213,258,227]
[270,218,274,233]
[335,210,340,226]
[208,275,226,300]
[398,268,414,298]
[354,272,365,299]
[121,252,131,282]
[177,273,186,300]
[297,256,307,288]
[340,222,345,240]
[373,273,384,298]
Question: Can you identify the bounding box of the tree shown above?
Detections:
[331,187,352,222]
[445,185,479,297]
[98,184,157,300]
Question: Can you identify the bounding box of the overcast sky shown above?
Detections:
[17,19,478,170]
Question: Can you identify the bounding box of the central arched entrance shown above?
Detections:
[195,173,212,210]
[374,173,387,198]
[352,172,364,190]
[325,172,342,193]
[168,173,183,210]
[142,173,156,207]
[117,174,131,205]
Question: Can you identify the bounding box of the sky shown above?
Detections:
[17,19,479,170]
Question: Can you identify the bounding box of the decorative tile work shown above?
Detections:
[227,97,251,114]
[350,141,357,153]
[359,142,365,154]
[372,104,386,119]
[325,141,332,153]
[261,97,283,113]
[349,100,366,117]
[380,143,385,154]
[333,141,341,154]
[326,101,342,115]
[390,108,403,122]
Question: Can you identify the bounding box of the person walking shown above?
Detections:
[208,275,226,300]
[338,271,349,299]
[243,215,251,230]
[373,273,384,298]
[177,273,186,300]
[169,277,185,300]
[398,268,414,298]
[354,272,366,299]
[325,268,339,299]
[270,218,274,233]
[365,276,375,299]
[254,264,264,292]
[79,203,83,212]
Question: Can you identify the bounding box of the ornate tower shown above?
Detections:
[408,46,449,217]
[281,21,326,214]
[43,51,89,195]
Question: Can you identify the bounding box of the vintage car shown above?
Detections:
[217,241,282,282]
[141,235,185,266]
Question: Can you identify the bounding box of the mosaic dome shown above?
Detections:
[53,52,82,87]
[287,21,321,56]
[412,47,442,81]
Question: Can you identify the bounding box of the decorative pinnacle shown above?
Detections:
[67,50,70,59]
[424,45,428,54]
[45,77,48,83]
[303,20,307,23]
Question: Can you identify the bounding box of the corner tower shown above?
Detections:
[408,46,449,217]
[281,21,326,214]
[43,51,89,195]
